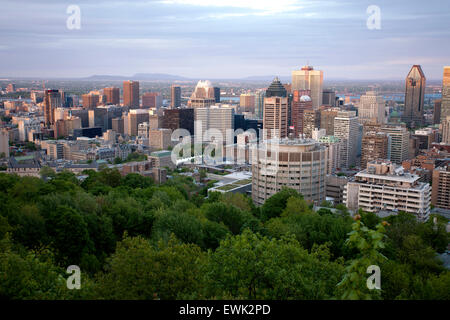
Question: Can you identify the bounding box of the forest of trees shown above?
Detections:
[0,168,448,300]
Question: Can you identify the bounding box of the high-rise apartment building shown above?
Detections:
[358,91,386,125]
[431,165,450,210]
[360,132,390,169]
[318,135,341,174]
[380,125,410,164]
[303,108,320,139]
[123,80,140,108]
[333,111,359,168]
[240,93,256,113]
[194,105,235,142]
[322,89,336,107]
[320,107,340,136]
[162,108,194,136]
[263,78,288,139]
[171,85,181,108]
[441,67,450,123]
[142,92,162,109]
[252,138,327,205]
[82,93,100,109]
[126,109,149,136]
[344,160,431,220]
[402,65,426,128]
[0,129,9,158]
[291,65,323,109]
[290,90,312,138]
[104,87,120,105]
[44,89,61,127]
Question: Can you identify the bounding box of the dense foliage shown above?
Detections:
[0,171,448,300]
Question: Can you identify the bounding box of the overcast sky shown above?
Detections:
[0,0,449,80]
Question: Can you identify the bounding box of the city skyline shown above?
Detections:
[0,0,449,80]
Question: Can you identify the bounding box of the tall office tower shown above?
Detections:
[360,132,390,169]
[303,108,321,139]
[240,93,256,113]
[194,105,235,142]
[263,78,289,139]
[320,107,340,135]
[189,80,216,108]
[402,65,426,128]
[431,165,450,209]
[162,108,194,135]
[255,90,265,119]
[170,85,181,108]
[291,90,312,138]
[252,138,327,206]
[213,87,221,103]
[380,125,410,164]
[82,93,100,109]
[44,89,61,127]
[104,87,120,105]
[112,117,124,134]
[333,111,359,168]
[126,109,149,136]
[433,99,442,125]
[441,116,450,144]
[123,80,140,109]
[344,161,431,220]
[142,92,162,109]
[441,67,450,123]
[322,89,336,106]
[88,106,123,132]
[291,65,323,109]
[358,91,386,125]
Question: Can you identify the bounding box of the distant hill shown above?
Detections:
[83,73,191,81]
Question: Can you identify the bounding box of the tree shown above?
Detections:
[260,187,302,221]
[94,235,207,299]
[207,230,344,299]
[336,216,387,300]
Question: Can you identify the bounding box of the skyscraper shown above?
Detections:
[320,107,340,136]
[358,91,386,125]
[380,125,410,164]
[303,108,321,139]
[188,80,216,108]
[402,65,426,128]
[255,90,265,119]
[123,80,140,109]
[441,66,450,123]
[82,93,100,109]
[292,65,323,109]
[104,87,120,105]
[290,90,312,138]
[334,111,359,168]
[171,85,181,108]
[142,92,162,109]
[252,138,327,205]
[434,99,442,125]
[44,89,61,127]
[240,93,256,113]
[213,87,221,103]
[263,78,288,139]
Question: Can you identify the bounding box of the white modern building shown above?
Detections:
[344,160,431,221]
[333,111,359,168]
